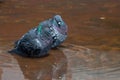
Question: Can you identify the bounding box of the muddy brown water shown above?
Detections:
[0,0,120,80]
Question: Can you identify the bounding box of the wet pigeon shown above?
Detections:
[12,15,67,57]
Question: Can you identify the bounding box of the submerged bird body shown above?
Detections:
[14,15,67,57]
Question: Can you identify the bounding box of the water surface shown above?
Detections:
[0,0,120,80]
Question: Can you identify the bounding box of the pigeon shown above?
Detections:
[11,15,68,57]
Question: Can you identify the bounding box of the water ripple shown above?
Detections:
[59,43,120,80]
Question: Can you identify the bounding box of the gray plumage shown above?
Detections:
[12,15,68,57]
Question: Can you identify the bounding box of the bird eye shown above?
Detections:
[54,18,63,27]
[57,21,62,27]
[58,21,61,25]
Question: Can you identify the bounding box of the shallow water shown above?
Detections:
[0,0,120,80]
[59,44,120,80]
